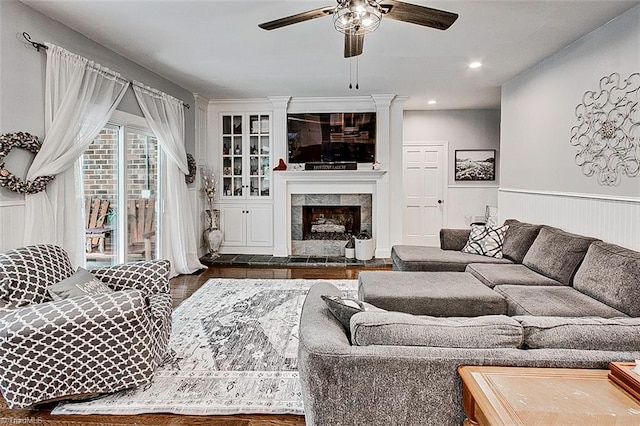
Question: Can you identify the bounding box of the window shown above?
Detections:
[83,112,161,267]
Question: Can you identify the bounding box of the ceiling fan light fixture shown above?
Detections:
[333,0,382,35]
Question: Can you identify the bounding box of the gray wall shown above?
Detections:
[0,0,196,204]
[404,109,501,185]
[403,109,501,227]
[501,4,640,197]
[498,4,640,250]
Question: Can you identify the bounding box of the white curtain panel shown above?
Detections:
[133,83,204,277]
[23,44,129,267]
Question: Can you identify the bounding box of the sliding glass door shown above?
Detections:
[83,123,160,267]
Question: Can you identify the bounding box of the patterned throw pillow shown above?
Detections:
[47,268,114,301]
[321,295,384,331]
[461,224,509,258]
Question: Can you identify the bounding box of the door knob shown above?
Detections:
[437,200,443,204]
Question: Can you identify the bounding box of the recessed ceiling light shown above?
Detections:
[428,100,437,105]
[469,62,483,69]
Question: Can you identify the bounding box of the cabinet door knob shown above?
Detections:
[437,199,443,204]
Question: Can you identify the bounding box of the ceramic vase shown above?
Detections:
[204,228,224,258]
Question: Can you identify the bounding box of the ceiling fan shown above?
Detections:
[258,0,459,58]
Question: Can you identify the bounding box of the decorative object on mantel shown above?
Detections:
[305,162,358,171]
[273,158,287,171]
[184,153,197,184]
[570,72,640,186]
[200,165,223,258]
[0,132,54,194]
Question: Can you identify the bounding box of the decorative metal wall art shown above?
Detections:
[570,72,640,186]
[0,132,54,194]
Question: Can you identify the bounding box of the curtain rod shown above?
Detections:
[22,32,191,109]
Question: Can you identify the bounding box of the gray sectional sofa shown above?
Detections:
[298,220,640,425]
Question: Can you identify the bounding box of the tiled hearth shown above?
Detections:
[291,193,372,256]
[200,253,391,268]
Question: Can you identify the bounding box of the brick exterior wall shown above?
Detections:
[83,129,158,205]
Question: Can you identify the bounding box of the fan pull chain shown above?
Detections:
[349,59,352,89]
[348,57,360,90]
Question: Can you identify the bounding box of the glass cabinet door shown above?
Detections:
[222,115,243,197]
[249,114,270,197]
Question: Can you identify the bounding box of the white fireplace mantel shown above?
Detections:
[273,170,390,258]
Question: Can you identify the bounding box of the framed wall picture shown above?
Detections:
[455,149,496,181]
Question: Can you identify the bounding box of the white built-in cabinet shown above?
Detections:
[220,204,273,248]
[217,112,273,253]
[220,113,271,199]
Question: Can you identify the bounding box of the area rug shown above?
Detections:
[52,278,357,416]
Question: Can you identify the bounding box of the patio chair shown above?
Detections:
[0,244,172,408]
[128,197,156,261]
[85,197,112,253]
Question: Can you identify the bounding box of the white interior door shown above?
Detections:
[402,144,446,246]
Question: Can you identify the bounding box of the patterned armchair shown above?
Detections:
[0,245,172,409]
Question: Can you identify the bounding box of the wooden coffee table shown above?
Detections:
[458,366,640,425]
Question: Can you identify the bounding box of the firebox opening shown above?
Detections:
[302,206,361,240]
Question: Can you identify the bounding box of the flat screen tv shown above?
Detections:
[287,112,376,163]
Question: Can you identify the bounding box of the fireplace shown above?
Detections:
[302,206,361,240]
[291,193,371,256]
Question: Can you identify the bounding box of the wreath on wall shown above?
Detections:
[185,153,197,184]
[0,132,55,194]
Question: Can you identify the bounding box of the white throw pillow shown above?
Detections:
[461,224,509,258]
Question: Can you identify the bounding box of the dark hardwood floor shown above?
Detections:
[1,264,389,425]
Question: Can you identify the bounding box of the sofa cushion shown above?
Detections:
[358,271,507,317]
[351,311,523,349]
[391,245,512,272]
[522,226,598,285]
[493,285,627,317]
[439,228,471,251]
[461,224,509,258]
[321,295,383,332]
[515,316,640,351]
[465,264,563,288]
[47,268,114,301]
[502,219,543,263]
[573,241,640,317]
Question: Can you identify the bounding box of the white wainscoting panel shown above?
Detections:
[499,188,640,250]
[447,185,499,228]
[0,202,26,252]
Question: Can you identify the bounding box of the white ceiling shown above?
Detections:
[22,0,640,110]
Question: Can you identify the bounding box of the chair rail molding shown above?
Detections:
[499,187,640,204]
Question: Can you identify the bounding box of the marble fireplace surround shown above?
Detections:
[273,170,389,257]
[292,194,372,256]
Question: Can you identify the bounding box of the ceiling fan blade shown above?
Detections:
[258,6,335,30]
[344,30,364,58]
[381,0,458,30]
